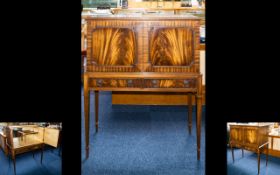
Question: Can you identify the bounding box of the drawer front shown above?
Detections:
[16,144,42,154]
[89,78,197,89]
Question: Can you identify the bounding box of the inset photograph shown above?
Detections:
[0,122,62,175]
[227,122,280,175]
[81,0,206,174]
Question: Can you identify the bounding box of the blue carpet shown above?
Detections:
[227,148,280,175]
[0,146,61,175]
[81,91,205,175]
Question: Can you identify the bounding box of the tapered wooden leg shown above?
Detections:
[196,75,202,160]
[95,90,99,133]
[84,75,90,158]
[257,149,260,174]
[8,155,10,167]
[196,95,202,160]
[188,93,192,134]
[242,148,244,157]
[13,156,16,175]
[41,144,44,164]
[266,144,268,166]
[59,145,62,157]
[231,144,235,163]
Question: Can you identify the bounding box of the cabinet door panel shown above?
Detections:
[44,128,60,148]
[35,127,44,142]
[230,126,243,146]
[243,127,258,148]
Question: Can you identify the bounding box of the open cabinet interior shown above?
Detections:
[0,123,61,154]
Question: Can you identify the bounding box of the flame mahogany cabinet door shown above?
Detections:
[230,125,244,148]
[86,27,138,74]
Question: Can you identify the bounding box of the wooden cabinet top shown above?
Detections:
[84,14,200,20]
[111,7,205,11]
[229,123,271,127]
